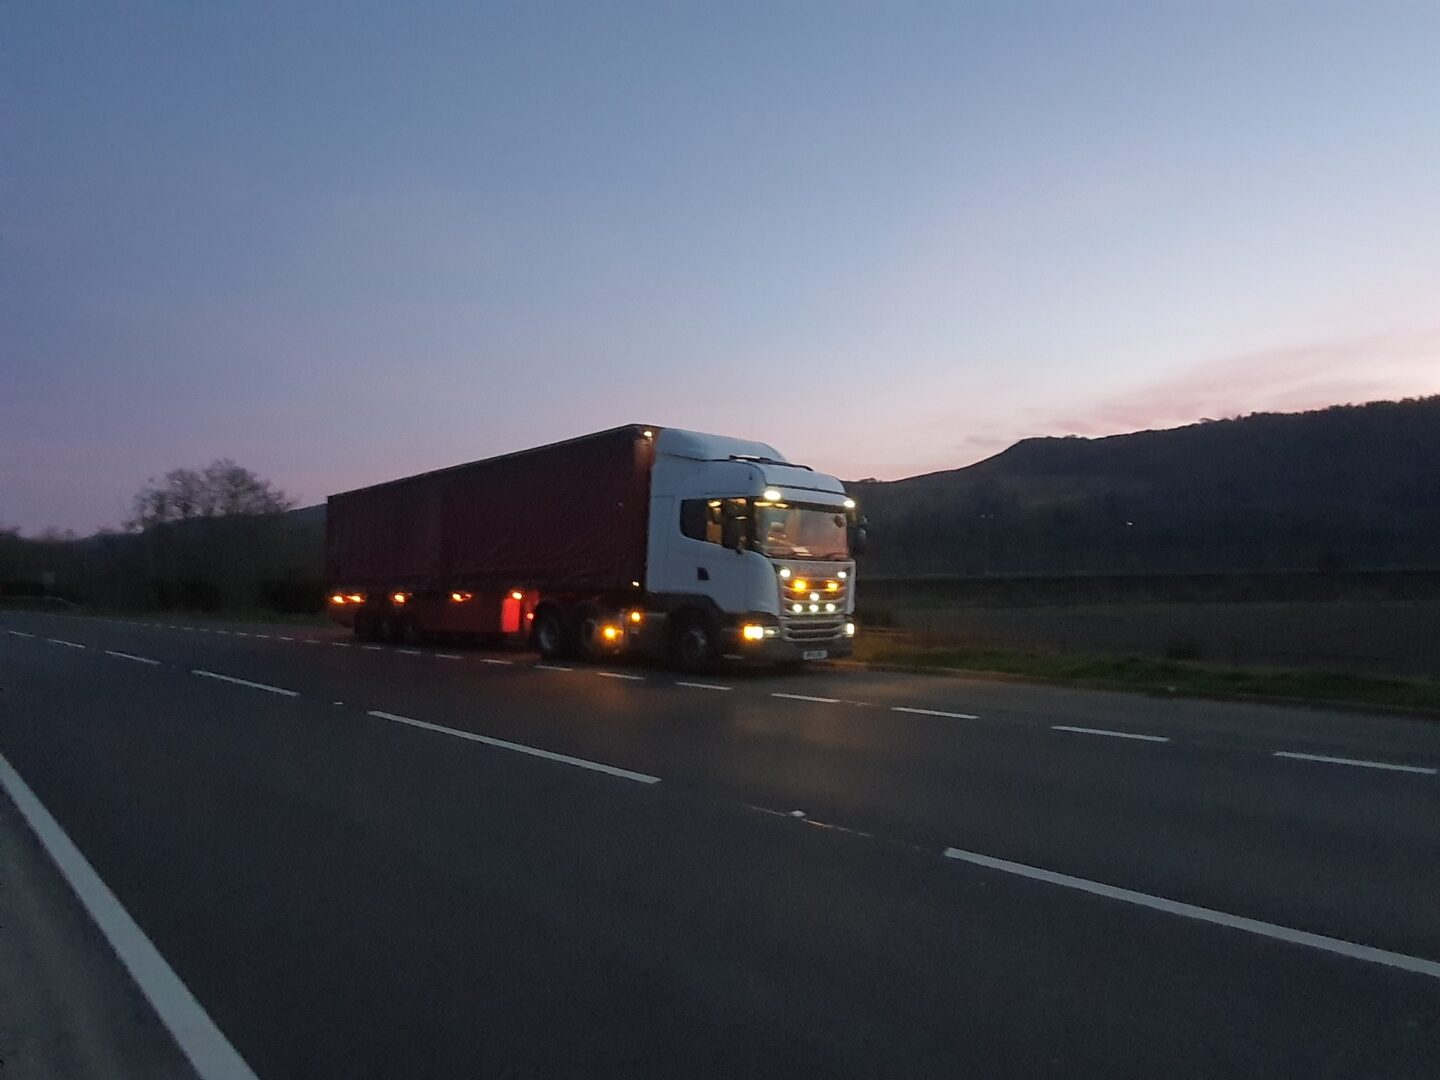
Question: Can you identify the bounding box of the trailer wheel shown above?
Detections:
[374,613,400,644]
[670,613,717,672]
[532,606,574,660]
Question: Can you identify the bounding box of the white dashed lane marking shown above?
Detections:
[6,630,36,638]
[675,681,732,691]
[46,638,86,649]
[535,664,572,672]
[596,671,644,681]
[1052,725,1170,743]
[943,846,1440,980]
[1273,751,1436,775]
[191,670,300,697]
[892,706,979,720]
[104,650,161,665]
[368,711,661,784]
[771,692,840,704]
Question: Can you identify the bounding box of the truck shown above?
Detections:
[325,424,865,669]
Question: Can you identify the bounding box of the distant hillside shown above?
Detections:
[851,397,1440,576]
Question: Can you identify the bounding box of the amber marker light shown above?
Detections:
[601,625,621,642]
[347,593,364,604]
[330,593,346,605]
[628,610,644,624]
[741,624,766,641]
[391,592,408,605]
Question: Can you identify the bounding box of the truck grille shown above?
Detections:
[777,573,849,643]
[779,613,847,643]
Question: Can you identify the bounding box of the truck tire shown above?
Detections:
[670,613,717,673]
[532,606,575,660]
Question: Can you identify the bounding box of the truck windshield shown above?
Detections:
[753,504,849,560]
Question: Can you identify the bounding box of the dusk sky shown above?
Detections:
[5,2,1439,534]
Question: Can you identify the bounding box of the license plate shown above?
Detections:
[802,649,828,661]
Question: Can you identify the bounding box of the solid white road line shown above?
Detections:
[480,658,513,666]
[943,845,1440,980]
[191,670,299,697]
[596,671,644,681]
[367,711,661,784]
[46,638,86,649]
[6,630,36,638]
[105,650,161,666]
[535,663,572,671]
[1052,725,1170,743]
[771,692,840,704]
[675,681,732,691]
[0,753,260,1079]
[892,705,979,720]
[1273,751,1436,775]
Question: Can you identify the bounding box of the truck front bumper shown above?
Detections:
[722,619,853,662]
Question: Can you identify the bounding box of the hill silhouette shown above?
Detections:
[851,397,1440,576]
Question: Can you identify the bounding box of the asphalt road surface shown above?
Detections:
[2,611,1437,1079]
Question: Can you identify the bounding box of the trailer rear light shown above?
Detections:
[391,592,409,605]
[450,592,472,603]
[741,624,766,641]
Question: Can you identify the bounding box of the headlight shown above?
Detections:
[741,624,766,641]
[844,622,856,637]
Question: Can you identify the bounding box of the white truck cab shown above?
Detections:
[645,428,860,665]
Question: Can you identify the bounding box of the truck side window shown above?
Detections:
[679,499,724,544]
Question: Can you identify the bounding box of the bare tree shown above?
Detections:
[128,460,294,531]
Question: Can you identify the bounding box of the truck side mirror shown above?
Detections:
[849,516,869,557]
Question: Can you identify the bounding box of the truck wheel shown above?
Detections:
[671,614,717,672]
[532,607,574,660]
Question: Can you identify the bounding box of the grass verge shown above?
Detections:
[853,640,1440,714]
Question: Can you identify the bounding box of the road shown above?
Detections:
[2,611,1437,1079]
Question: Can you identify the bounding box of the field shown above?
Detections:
[856,572,1440,680]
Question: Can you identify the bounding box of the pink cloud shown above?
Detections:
[1045,329,1440,437]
